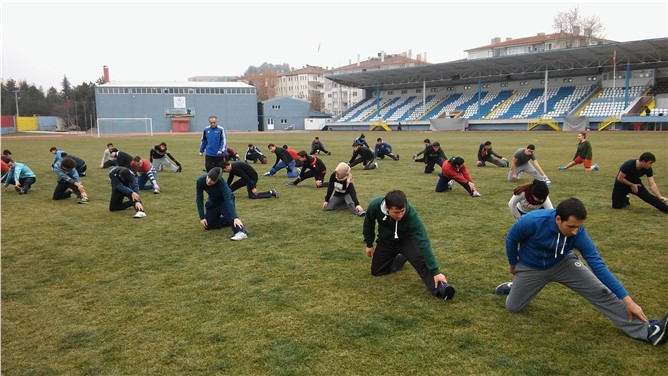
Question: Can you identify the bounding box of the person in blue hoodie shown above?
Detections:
[3,160,36,194]
[363,190,455,301]
[374,137,399,160]
[198,115,228,172]
[496,197,667,346]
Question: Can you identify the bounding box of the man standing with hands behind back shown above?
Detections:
[199,115,227,172]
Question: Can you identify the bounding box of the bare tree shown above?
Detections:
[553,6,606,47]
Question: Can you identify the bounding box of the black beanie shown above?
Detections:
[207,167,223,183]
[531,179,549,200]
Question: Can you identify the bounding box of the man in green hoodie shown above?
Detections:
[363,190,455,300]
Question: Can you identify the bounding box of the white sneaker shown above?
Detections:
[472,191,481,197]
[133,211,147,218]
[262,171,271,176]
[374,162,379,169]
[153,189,161,194]
[447,180,454,190]
[231,231,248,241]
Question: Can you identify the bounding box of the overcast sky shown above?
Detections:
[2,0,667,90]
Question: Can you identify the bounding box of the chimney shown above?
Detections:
[380,51,385,62]
[103,65,110,83]
[423,52,427,62]
[491,37,501,45]
[357,54,360,66]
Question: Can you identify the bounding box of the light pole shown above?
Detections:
[13,90,19,117]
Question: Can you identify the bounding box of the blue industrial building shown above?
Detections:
[95,81,258,134]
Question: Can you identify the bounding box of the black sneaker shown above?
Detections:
[176,165,182,172]
[390,254,407,272]
[433,281,456,300]
[494,282,513,295]
[648,313,668,346]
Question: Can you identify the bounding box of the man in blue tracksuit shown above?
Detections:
[199,115,227,172]
[196,167,248,241]
[374,138,399,160]
[497,197,667,346]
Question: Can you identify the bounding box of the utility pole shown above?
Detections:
[13,90,19,116]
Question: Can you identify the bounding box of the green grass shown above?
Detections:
[2,130,667,375]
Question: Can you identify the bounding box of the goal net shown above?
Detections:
[96,118,153,137]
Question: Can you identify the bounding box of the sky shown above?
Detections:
[2,0,667,91]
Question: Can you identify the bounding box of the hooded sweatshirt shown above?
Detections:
[505,209,627,299]
[363,195,441,276]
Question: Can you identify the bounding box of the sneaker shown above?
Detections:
[494,282,513,295]
[374,162,379,169]
[326,151,331,155]
[412,155,417,161]
[15,186,21,193]
[133,211,147,218]
[153,188,161,194]
[176,165,182,172]
[447,180,454,190]
[593,163,600,171]
[77,196,89,204]
[559,166,567,170]
[648,313,668,346]
[396,154,399,160]
[80,172,86,177]
[271,189,279,198]
[472,191,481,197]
[390,254,407,272]
[262,171,271,176]
[545,180,552,186]
[433,281,456,300]
[356,210,366,217]
[286,181,297,186]
[230,231,248,241]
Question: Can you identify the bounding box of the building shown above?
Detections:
[274,66,329,112]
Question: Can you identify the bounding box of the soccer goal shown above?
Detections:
[96,117,153,137]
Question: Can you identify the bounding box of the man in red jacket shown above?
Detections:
[435,156,481,197]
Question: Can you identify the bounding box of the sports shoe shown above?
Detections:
[15,186,21,193]
[262,171,271,176]
[447,180,454,190]
[326,151,331,155]
[271,189,279,198]
[77,196,89,204]
[412,155,417,161]
[153,188,161,194]
[230,231,248,241]
[374,162,379,169]
[133,211,147,218]
[176,165,182,172]
[356,210,366,217]
[472,191,481,197]
[648,313,668,346]
[396,154,399,160]
[593,163,600,171]
[433,281,456,300]
[494,282,513,295]
[80,172,86,177]
[559,166,567,170]
[286,181,297,186]
[390,254,407,272]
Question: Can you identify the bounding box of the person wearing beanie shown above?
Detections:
[286,151,329,188]
[477,141,508,167]
[353,133,370,148]
[435,156,481,197]
[508,179,554,220]
[196,167,248,240]
[222,161,278,199]
[108,166,146,218]
[323,162,365,216]
[363,190,455,301]
[263,144,300,178]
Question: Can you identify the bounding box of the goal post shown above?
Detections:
[96,117,153,137]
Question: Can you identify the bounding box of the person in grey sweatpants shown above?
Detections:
[496,197,667,346]
[508,144,550,183]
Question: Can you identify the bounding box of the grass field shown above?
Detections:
[1,130,667,375]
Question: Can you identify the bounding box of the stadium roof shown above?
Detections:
[325,38,668,91]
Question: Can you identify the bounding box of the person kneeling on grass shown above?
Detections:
[495,197,667,346]
[109,166,146,218]
[435,156,481,197]
[286,151,329,188]
[4,160,36,195]
[322,162,365,216]
[52,157,89,204]
[196,167,248,241]
[363,190,455,301]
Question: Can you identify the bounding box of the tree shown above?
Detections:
[553,6,606,46]
[245,69,278,102]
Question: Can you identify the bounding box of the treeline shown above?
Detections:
[1,76,102,131]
